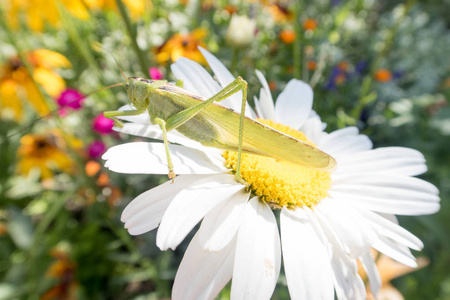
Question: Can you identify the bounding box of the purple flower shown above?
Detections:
[87,140,107,159]
[393,70,404,79]
[149,67,164,80]
[57,88,85,110]
[355,61,368,75]
[93,114,114,135]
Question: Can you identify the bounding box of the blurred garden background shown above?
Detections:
[0,0,449,299]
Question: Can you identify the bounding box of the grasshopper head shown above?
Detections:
[124,77,167,110]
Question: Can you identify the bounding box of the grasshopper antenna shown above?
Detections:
[94,42,128,80]
[114,56,128,80]
[2,83,124,142]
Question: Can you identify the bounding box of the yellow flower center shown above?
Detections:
[223,120,332,209]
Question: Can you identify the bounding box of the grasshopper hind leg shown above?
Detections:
[153,117,176,182]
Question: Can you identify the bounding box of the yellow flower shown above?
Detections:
[4,0,148,31]
[0,49,71,121]
[4,0,89,32]
[84,0,149,20]
[155,29,208,65]
[16,130,81,179]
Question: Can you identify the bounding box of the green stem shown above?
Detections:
[353,0,417,119]
[230,48,239,73]
[57,4,103,78]
[293,1,303,79]
[115,0,149,76]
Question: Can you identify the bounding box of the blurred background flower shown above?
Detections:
[0,49,71,121]
[16,130,81,179]
[155,29,208,65]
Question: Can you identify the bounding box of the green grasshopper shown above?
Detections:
[103,75,336,183]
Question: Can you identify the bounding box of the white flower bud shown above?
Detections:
[226,15,256,48]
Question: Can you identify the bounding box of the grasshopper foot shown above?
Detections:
[168,170,176,183]
[236,176,250,188]
[113,118,124,128]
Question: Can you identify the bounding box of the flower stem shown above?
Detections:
[293,1,303,80]
[230,48,239,73]
[115,0,149,76]
[353,0,417,119]
[56,3,103,78]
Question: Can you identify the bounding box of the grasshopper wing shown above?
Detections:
[157,85,336,171]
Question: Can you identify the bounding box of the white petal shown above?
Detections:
[373,236,418,268]
[300,116,325,144]
[317,198,376,258]
[171,57,221,98]
[103,142,228,175]
[314,208,367,300]
[114,122,209,150]
[231,197,281,300]
[281,207,334,300]
[319,127,372,156]
[198,189,250,251]
[172,232,235,300]
[329,173,440,216]
[359,251,381,297]
[254,70,275,120]
[275,79,313,129]
[121,175,209,235]
[330,250,366,300]
[335,147,427,176]
[157,174,245,250]
[355,207,423,250]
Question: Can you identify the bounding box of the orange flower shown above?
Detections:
[268,3,293,23]
[307,61,317,71]
[375,69,393,83]
[85,160,102,177]
[279,29,296,44]
[0,222,7,235]
[0,49,71,121]
[16,130,81,179]
[303,18,317,31]
[42,249,79,300]
[337,61,348,71]
[359,250,429,300]
[156,29,208,65]
[268,81,277,91]
[224,4,237,15]
[334,73,346,85]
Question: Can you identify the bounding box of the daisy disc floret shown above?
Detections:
[103,48,440,300]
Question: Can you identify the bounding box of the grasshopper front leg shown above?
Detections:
[165,77,248,184]
[104,107,147,127]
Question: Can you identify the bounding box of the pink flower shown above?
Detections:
[87,140,107,159]
[93,114,114,135]
[57,88,84,109]
[149,67,164,80]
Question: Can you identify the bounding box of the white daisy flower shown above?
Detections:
[102,48,440,300]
